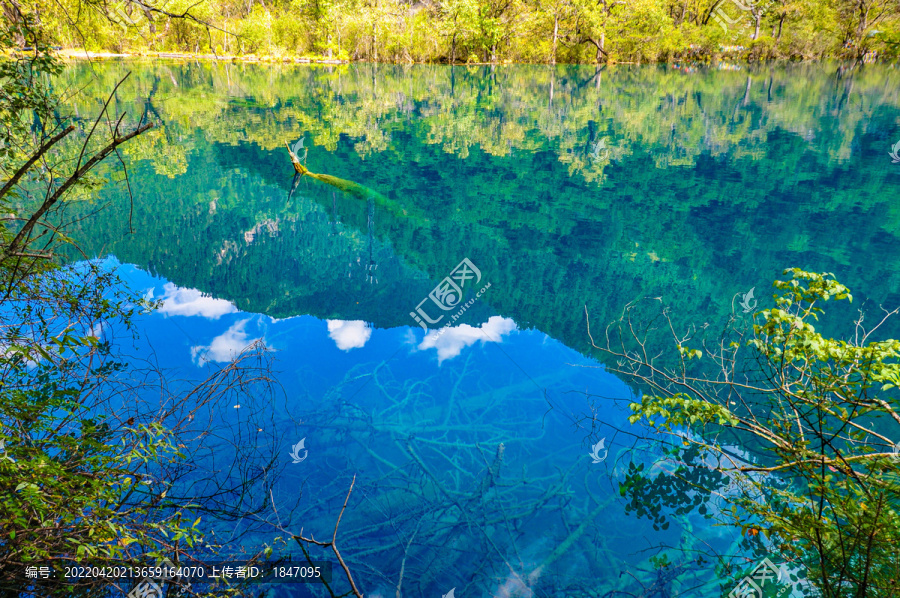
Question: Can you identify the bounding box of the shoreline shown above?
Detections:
[14,48,892,67]
[53,48,350,64]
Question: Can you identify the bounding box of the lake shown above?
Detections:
[57,60,900,597]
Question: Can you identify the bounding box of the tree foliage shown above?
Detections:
[596,269,900,596]
[0,9,285,597]
[14,0,900,62]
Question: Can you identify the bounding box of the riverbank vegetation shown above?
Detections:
[0,13,285,597]
[11,0,900,64]
[595,269,900,596]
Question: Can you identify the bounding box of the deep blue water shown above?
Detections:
[51,60,900,597]
[112,261,692,598]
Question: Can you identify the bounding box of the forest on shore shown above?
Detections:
[9,0,900,64]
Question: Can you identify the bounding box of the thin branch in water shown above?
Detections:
[294,474,364,598]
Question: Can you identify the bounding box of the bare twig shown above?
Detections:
[294,474,364,598]
[3,121,154,260]
[0,124,76,202]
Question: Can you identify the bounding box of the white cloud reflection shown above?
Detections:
[150,282,238,320]
[418,316,517,363]
[191,319,262,365]
[327,320,373,351]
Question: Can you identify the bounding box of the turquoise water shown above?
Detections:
[55,61,900,597]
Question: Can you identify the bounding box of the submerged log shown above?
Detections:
[284,140,426,221]
[285,141,386,202]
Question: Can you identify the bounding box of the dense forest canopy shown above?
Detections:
[10,0,900,63]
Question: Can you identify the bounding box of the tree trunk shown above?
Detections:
[2,3,24,47]
[856,0,868,41]
[549,71,554,108]
[451,32,457,63]
[142,5,156,33]
[372,23,378,62]
[586,35,606,63]
[775,13,785,41]
[551,14,559,64]
[752,12,760,40]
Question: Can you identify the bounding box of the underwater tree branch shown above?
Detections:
[294,474,364,598]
